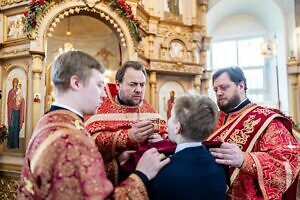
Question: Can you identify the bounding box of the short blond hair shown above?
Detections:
[173,95,218,141]
[52,51,105,91]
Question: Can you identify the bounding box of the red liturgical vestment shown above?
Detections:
[208,103,300,200]
[85,84,167,184]
[18,109,148,200]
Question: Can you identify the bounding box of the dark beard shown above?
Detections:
[218,95,241,113]
[118,94,141,106]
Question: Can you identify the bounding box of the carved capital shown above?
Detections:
[197,0,208,6]
[32,54,44,74]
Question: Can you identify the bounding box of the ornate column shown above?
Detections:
[32,54,44,128]
[200,69,211,95]
[191,0,197,24]
[148,34,155,59]
[149,71,157,108]
[194,74,201,94]
[197,0,208,28]
[148,16,159,59]
[148,0,154,15]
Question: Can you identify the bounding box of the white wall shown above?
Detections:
[212,15,266,40]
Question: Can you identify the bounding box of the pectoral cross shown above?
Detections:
[286,141,297,150]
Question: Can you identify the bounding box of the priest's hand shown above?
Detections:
[130,120,154,143]
[136,148,170,180]
[148,133,163,143]
[210,142,244,168]
[118,150,135,166]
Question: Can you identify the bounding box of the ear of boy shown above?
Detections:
[175,121,181,135]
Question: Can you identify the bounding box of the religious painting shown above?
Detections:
[4,13,27,42]
[1,67,27,154]
[164,0,183,16]
[158,81,185,120]
[169,40,185,60]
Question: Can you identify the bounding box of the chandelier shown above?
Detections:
[58,17,75,55]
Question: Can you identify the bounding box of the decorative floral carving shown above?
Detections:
[23,0,142,43]
[0,0,23,7]
[150,62,203,74]
[0,124,8,144]
[0,175,19,200]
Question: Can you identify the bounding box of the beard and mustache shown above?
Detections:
[217,93,242,113]
[118,90,143,106]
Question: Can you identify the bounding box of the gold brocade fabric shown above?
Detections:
[85,87,167,185]
[114,174,149,200]
[18,110,148,200]
[210,104,300,200]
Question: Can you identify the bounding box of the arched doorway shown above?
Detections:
[45,15,122,109]
[27,0,139,127]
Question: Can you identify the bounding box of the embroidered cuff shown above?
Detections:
[240,152,257,176]
[133,170,149,188]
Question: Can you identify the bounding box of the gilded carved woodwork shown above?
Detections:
[164,12,183,22]
[157,25,199,63]
[27,0,136,56]
[158,26,193,43]
[200,69,211,94]
[0,0,210,183]
[150,61,203,74]
[84,0,102,8]
[135,4,149,32]
[0,0,23,7]
[0,173,19,200]
[46,6,127,48]
[0,48,30,58]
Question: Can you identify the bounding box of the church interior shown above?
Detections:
[0,0,300,198]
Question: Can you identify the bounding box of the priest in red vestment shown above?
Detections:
[209,67,300,200]
[18,51,170,200]
[85,61,168,185]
